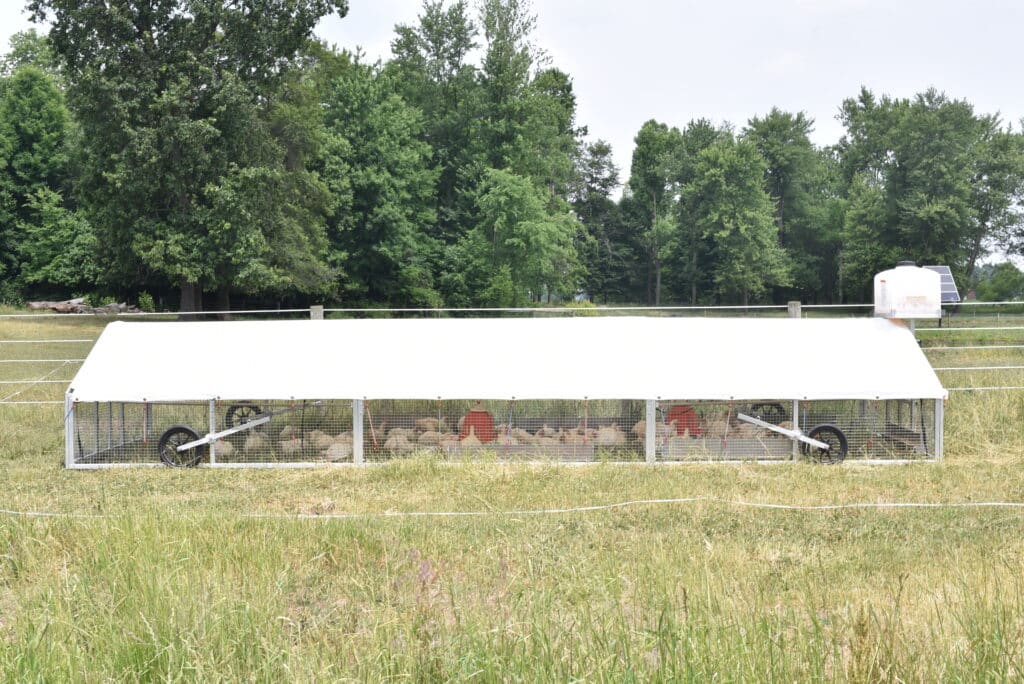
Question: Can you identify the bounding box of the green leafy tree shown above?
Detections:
[17,187,98,293]
[684,136,789,305]
[388,0,583,307]
[1,30,60,80]
[28,0,348,311]
[838,175,895,301]
[322,59,440,306]
[0,64,92,296]
[476,0,581,193]
[664,118,726,304]
[470,167,578,304]
[834,88,1023,298]
[389,1,480,242]
[625,119,684,305]
[571,139,633,303]
[743,109,838,302]
[979,131,1024,272]
[973,262,1024,301]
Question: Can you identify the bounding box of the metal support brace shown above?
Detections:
[310,305,324,320]
[209,399,217,464]
[934,398,944,460]
[645,400,656,463]
[353,399,365,465]
[737,412,828,449]
[64,392,74,468]
[792,399,800,460]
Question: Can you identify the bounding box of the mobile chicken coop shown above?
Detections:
[65,316,946,468]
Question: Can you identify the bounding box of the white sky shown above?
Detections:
[4,0,1023,189]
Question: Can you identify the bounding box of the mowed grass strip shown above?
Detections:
[1,314,1024,679]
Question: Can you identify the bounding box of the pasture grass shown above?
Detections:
[2,315,1024,680]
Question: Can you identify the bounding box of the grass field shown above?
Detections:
[3,313,1024,680]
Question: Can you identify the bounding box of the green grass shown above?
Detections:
[3,314,1024,680]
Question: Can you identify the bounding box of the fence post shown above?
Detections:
[310,305,324,320]
[645,400,656,463]
[789,304,802,461]
[64,391,75,468]
[353,399,364,465]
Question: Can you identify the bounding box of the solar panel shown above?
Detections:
[924,265,961,303]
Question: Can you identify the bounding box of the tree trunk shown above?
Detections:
[654,258,662,307]
[179,282,202,320]
[690,248,698,305]
[646,253,653,305]
[966,231,986,283]
[215,285,231,321]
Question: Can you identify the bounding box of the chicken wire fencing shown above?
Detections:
[68,399,355,467]
[361,400,646,463]
[653,399,938,463]
[65,397,942,468]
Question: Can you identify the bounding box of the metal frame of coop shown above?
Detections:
[65,396,943,468]
[64,317,947,468]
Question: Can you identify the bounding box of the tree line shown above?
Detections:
[1,0,1023,311]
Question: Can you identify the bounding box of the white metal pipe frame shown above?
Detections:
[61,317,946,468]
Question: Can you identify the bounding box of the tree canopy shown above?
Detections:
[0,1,1021,310]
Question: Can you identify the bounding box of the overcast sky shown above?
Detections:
[4,0,1023,189]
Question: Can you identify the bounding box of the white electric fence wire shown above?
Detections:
[0,359,84,363]
[917,327,1024,333]
[2,300,1022,321]
[0,361,71,402]
[3,497,1024,521]
[924,345,1024,351]
[934,366,1024,371]
[323,305,791,313]
[0,380,69,385]
[948,386,1024,392]
[0,339,95,344]
[0,309,311,319]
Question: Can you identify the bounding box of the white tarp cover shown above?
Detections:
[68,317,946,403]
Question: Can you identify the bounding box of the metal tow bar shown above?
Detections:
[736,413,830,450]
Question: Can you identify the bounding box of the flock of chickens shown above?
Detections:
[203,406,789,461]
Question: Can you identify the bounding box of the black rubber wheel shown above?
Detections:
[749,402,787,425]
[225,403,263,429]
[157,425,207,467]
[801,424,848,465]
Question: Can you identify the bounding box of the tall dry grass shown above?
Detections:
[0,314,1023,679]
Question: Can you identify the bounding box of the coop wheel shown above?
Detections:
[801,424,848,465]
[225,403,263,429]
[750,402,786,425]
[157,426,206,467]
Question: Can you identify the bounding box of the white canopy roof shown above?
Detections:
[68,317,946,403]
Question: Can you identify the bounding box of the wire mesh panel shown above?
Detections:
[68,396,938,467]
[797,399,935,460]
[654,401,795,462]
[210,399,355,465]
[69,399,356,467]
[362,399,646,463]
[71,401,208,465]
[652,399,937,462]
